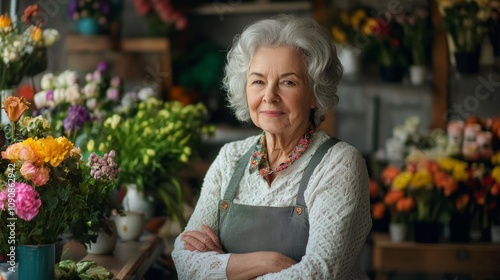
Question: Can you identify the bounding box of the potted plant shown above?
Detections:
[67,0,116,35]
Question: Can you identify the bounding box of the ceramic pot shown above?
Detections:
[86,221,118,254]
[491,225,500,243]
[114,211,146,241]
[16,243,55,280]
[409,65,427,86]
[77,18,100,35]
[122,183,154,221]
[389,223,407,242]
[337,44,362,79]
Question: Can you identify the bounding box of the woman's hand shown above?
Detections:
[181,224,224,254]
[227,251,296,280]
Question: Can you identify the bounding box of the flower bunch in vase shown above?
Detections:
[133,0,187,37]
[397,6,433,85]
[0,5,60,91]
[88,98,214,225]
[437,0,491,73]
[67,0,117,35]
[328,6,370,77]
[0,97,120,277]
[362,12,409,82]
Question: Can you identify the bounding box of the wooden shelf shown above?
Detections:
[65,34,173,93]
[191,1,311,15]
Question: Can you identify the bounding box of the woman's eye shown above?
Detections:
[251,80,264,85]
[282,80,296,86]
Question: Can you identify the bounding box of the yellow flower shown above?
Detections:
[30,136,74,167]
[452,163,469,182]
[437,157,457,172]
[493,166,500,184]
[410,170,432,189]
[392,171,413,191]
[0,15,12,29]
[362,18,378,35]
[31,26,43,42]
[492,152,500,165]
[351,9,367,29]
[331,26,347,43]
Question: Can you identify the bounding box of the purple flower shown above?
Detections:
[86,151,120,181]
[106,88,120,101]
[64,105,91,134]
[67,0,78,18]
[97,61,109,72]
[46,90,54,101]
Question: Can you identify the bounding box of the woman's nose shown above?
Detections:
[263,84,279,103]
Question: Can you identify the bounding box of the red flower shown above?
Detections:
[134,0,153,15]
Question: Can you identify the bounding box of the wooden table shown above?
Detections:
[372,233,500,280]
[63,234,164,280]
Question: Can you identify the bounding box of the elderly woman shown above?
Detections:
[172,15,371,279]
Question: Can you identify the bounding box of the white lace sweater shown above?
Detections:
[172,130,372,279]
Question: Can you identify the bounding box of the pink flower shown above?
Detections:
[134,0,153,15]
[0,190,7,210]
[13,183,41,221]
[20,162,50,187]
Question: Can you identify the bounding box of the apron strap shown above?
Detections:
[296,137,340,207]
[223,146,254,201]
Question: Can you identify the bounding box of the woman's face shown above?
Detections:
[246,46,316,136]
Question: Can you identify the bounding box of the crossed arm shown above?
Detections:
[182,224,296,280]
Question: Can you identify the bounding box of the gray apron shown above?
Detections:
[218,137,340,262]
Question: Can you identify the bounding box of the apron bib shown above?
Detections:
[218,137,339,262]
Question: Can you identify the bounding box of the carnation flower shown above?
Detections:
[12,183,41,221]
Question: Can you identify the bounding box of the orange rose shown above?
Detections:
[371,202,386,220]
[1,142,23,162]
[384,190,404,206]
[31,26,43,42]
[2,96,30,123]
[396,197,414,212]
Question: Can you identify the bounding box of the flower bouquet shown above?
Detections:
[437,0,491,73]
[133,0,187,37]
[89,98,214,225]
[362,11,409,82]
[67,0,116,35]
[0,96,120,277]
[0,5,60,91]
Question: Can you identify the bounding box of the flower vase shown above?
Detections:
[16,243,55,280]
[491,225,500,243]
[379,65,405,83]
[122,184,154,221]
[413,222,442,243]
[86,220,118,255]
[114,211,146,241]
[77,18,101,35]
[409,65,427,86]
[454,50,480,74]
[1,88,16,125]
[389,223,407,242]
[337,44,361,79]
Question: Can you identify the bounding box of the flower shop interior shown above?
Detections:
[1,0,500,279]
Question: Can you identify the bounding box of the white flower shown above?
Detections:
[138,87,156,101]
[40,73,55,90]
[53,88,66,106]
[83,82,98,98]
[86,98,97,110]
[65,84,81,104]
[33,90,49,109]
[65,70,79,86]
[42,29,60,46]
